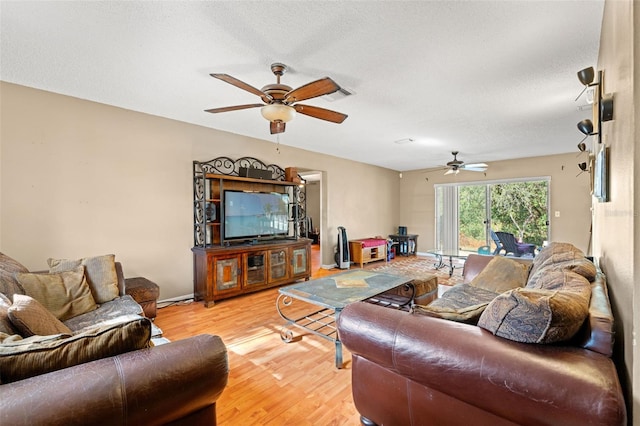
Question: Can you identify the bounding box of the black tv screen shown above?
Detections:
[224,190,290,240]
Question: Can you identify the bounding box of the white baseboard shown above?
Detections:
[158,293,194,304]
[321,264,337,269]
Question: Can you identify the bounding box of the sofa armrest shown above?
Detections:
[0,334,229,426]
[337,302,626,426]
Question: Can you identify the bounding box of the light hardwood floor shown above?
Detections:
[154,245,363,425]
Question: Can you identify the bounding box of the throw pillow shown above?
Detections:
[16,267,98,321]
[48,254,119,303]
[0,252,28,298]
[528,242,586,281]
[8,294,73,336]
[528,257,597,290]
[478,271,591,344]
[468,256,530,293]
[412,283,499,324]
[0,314,151,383]
[0,293,20,335]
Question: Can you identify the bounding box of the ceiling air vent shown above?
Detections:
[324,87,354,102]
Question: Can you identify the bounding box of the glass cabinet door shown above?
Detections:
[245,252,266,287]
[215,256,241,292]
[269,249,288,281]
[291,247,308,276]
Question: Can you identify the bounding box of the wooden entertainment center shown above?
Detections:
[192,157,311,307]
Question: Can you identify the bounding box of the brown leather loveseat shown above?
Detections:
[338,248,626,425]
[0,334,229,425]
[0,251,229,425]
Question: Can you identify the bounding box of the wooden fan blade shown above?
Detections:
[270,121,286,134]
[293,104,348,123]
[205,104,263,114]
[210,73,272,101]
[284,77,340,103]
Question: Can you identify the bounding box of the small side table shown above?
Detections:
[125,277,160,319]
[388,234,419,256]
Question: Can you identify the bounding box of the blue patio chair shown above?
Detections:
[490,230,505,255]
[495,231,536,257]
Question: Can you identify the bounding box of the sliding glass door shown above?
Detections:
[435,178,550,253]
[458,185,489,252]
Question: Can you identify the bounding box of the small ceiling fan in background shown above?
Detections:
[205,63,348,134]
[442,151,488,175]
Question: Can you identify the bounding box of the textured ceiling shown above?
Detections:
[0,1,603,171]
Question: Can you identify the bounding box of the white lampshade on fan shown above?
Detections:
[261,104,296,122]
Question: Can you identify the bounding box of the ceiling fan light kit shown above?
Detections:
[261,104,296,123]
[205,62,348,135]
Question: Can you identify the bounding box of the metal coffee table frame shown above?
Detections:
[276,271,414,368]
[427,249,470,277]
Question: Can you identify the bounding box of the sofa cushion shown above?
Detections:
[0,293,19,335]
[468,256,530,293]
[412,283,499,324]
[16,266,98,321]
[0,252,28,298]
[527,242,595,286]
[63,295,144,332]
[0,314,151,383]
[48,254,120,303]
[8,294,73,336]
[478,270,591,343]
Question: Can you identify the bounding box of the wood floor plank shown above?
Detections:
[155,287,361,425]
[154,247,455,425]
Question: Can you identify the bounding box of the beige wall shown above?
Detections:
[594,0,638,418]
[399,153,593,253]
[0,82,400,299]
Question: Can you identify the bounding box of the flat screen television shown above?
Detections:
[223,190,290,241]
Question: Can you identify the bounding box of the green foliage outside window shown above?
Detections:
[458,181,548,250]
[490,181,548,246]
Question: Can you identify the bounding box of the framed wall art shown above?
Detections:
[593,145,609,202]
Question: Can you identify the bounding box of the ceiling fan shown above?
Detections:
[443,151,488,175]
[205,63,348,134]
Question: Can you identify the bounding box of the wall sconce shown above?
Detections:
[576,161,589,177]
[575,67,614,145]
[576,118,597,144]
[575,67,597,101]
[577,119,596,136]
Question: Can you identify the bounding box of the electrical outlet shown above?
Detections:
[555,211,560,218]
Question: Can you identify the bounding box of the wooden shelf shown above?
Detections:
[204,173,300,187]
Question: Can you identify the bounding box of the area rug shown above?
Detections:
[368,255,465,287]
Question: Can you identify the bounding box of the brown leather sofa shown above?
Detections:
[1,253,229,425]
[0,334,229,425]
[337,253,626,426]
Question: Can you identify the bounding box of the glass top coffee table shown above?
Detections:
[277,270,413,368]
[426,249,470,277]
